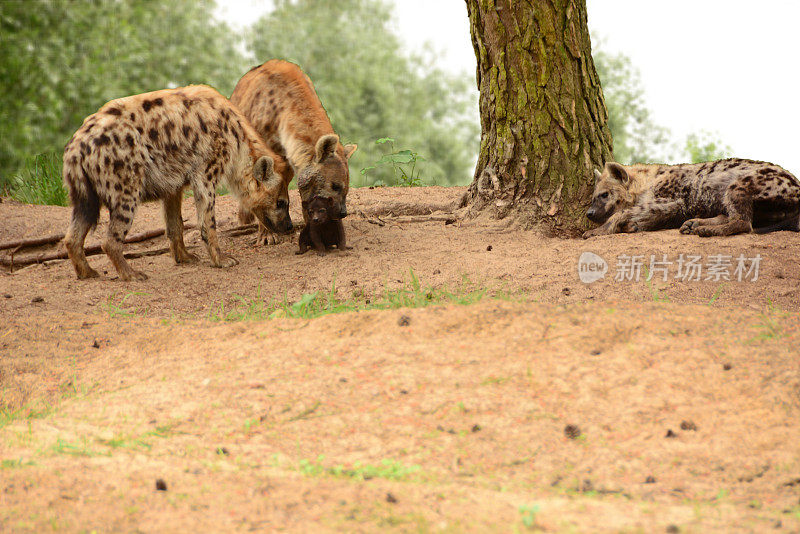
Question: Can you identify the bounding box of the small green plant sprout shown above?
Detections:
[518,503,541,529]
[360,137,425,186]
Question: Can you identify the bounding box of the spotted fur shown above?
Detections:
[63,85,292,281]
[231,60,357,244]
[583,159,800,238]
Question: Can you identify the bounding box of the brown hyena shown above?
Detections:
[295,196,348,256]
[583,159,800,239]
[62,85,293,281]
[231,60,357,245]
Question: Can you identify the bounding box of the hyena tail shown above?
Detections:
[63,157,101,230]
[753,210,800,234]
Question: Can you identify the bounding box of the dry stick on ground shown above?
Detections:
[0,233,66,251]
[0,224,196,269]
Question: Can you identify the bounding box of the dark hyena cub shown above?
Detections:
[63,85,293,281]
[296,196,348,256]
[584,159,800,238]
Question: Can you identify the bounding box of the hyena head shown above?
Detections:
[242,155,293,234]
[303,195,334,226]
[587,162,634,224]
[297,134,357,219]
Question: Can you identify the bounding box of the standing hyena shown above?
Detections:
[62,85,293,281]
[583,159,800,239]
[231,59,357,245]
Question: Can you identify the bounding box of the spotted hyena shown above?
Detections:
[231,60,357,244]
[583,159,800,239]
[63,85,293,281]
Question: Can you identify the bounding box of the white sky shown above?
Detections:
[216,1,800,175]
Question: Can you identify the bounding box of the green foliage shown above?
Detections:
[9,152,67,206]
[684,130,732,163]
[593,39,670,164]
[208,271,508,322]
[593,38,733,165]
[299,455,422,481]
[518,503,540,529]
[247,0,478,187]
[0,0,246,191]
[360,137,424,186]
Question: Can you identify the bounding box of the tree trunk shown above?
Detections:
[462,0,613,236]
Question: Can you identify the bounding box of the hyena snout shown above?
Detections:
[256,208,294,234]
[586,207,603,223]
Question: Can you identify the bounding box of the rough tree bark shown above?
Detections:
[462,0,613,235]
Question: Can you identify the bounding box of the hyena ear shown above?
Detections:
[593,169,602,182]
[315,134,339,163]
[253,156,278,187]
[604,162,629,185]
[343,144,358,160]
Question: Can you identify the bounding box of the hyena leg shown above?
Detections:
[253,164,292,246]
[162,190,198,264]
[103,205,147,281]
[680,215,728,234]
[193,188,238,268]
[310,226,327,256]
[628,199,685,231]
[583,210,636,238]
[64,208,100,279]
[695,187,753,237]
[335,220,352,250]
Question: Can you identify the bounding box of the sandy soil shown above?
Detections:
[1,187,799,533]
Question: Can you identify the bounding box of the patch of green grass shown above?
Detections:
[0,458,36,469]
[50,437,110,458]
[9,152,68,206]
[298,455,422,482]
[96,424,175,451]
[0,402,55,430]
[210,271,520,322]
[104,291,150,318]
[750,299,786,342]
[518,503,541,530]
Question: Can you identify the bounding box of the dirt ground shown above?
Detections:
[1,187,799,533]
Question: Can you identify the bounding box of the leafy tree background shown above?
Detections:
[0,0,729,202]
[246,0,479,187]
[0,0,245,195]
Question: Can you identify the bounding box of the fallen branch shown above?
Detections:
[390,214,456,224]
[1,224,195,269]
[0,233,66,251]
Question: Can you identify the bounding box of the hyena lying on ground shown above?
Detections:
[63,85,293,281]
[583,159,800,239]
[231,59,357,245]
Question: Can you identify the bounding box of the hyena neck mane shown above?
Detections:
[620,163,667,203]
[229,113,288,198]
[279,76,341,170]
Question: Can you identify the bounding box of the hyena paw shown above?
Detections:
[582,228,601,239]
[214,255,239,268]
[254,231,279,246]
[77,267,101,279]
[680,220,699,234]
[120,270,149,282]
[175,250,200,264]
[316,250,326,257]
